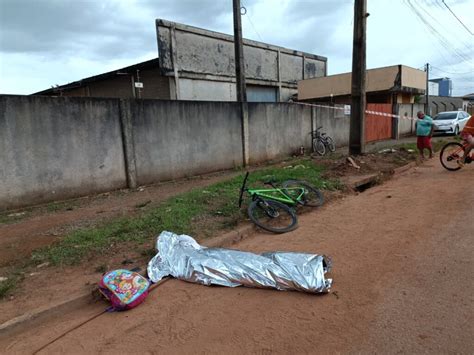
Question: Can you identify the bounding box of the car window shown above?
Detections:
[463,112,470,119]
[433,112,457,120]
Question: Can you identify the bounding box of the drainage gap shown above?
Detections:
[354,180,377,192]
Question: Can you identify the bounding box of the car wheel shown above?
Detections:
[454,125,459,136]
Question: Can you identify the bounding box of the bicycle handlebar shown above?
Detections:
[309,126,324,135]
[238,171,250,208]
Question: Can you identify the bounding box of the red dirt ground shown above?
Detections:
[1,156,472,353]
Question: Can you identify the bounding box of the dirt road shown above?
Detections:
[2,159,473,353]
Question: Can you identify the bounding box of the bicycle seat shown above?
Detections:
[262,176,277,186]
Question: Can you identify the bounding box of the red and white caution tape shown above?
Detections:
[291,102,420,122]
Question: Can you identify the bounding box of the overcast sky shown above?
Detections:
[0,0,473,96]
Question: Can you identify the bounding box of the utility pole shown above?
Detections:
[349,0,368,155]
[425,63,430,115]
[233,0,249,166]
[233,0,247,102]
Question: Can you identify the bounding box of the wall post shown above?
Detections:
[119,99,138,188]
[241,102,250,166]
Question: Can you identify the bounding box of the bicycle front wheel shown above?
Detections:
[282,180,324,207]
[440,142,464,171]
[247,199,298,233]
[325,136,336,152]
[313,139,326,155]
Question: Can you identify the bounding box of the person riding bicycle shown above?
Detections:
[459,114,474,167]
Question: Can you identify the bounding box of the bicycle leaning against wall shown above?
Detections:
[238,172,324,233]
[310,127,336,156]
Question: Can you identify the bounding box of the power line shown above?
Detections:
[403,0,472,63]
[430,65,474,76]
[441,0,474,36]
[417,1,472,52]
[241,2,264,42]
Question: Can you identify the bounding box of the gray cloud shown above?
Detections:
[0,0,350,61]
[0,0,472,95]
[0,0,232,59]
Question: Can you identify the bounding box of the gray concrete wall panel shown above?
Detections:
[131,100,243,184]
[304,58,326,78]
[176,31,235,76]
[312,105,350,147]
[0,95,126,210]
[280,87,297,102]
[179,79,236,101]
[247,103,312,163]
[280,53,303,83]
[157,26,173,74]
[243,46,278,81]
[397,104,415,136]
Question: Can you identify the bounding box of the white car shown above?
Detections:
[433,111,471,136]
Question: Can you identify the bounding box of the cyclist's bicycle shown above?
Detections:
[439,140,473,171]
[238,172,324,233]
[310,127,336,156]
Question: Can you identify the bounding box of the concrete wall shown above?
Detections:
[0,95,127,210]
[397,103,424,136]
[397,104,415,136]
[131,100,243,184]
[400,65,426,90]
[179,79,236,101]
[156,19,327,101]
[419,96,463,115]
[0,95,352,210]
[247,103,312,163]
[312,105,351,146]
[298,65,426,101]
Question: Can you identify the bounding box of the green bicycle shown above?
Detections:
[238,172,324,233]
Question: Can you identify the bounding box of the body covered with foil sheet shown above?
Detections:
[147,231,332,293]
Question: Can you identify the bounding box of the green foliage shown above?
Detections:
[0,272,23,299]
[31,159,339,266]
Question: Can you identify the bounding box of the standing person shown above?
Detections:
[458,113,474,167]
[415,111,435,160]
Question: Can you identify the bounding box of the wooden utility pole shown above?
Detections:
[425,63,430,115]
[349,0,368,155]
[233,0,247,102]
[233,0,249,166]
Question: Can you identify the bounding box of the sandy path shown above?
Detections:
[2,159,473,354]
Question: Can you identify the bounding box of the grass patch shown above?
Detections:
[0,211,29,225]
[31,159,340,266]
[45,200,77,213]
[0,272,23,299]
[395,139,449,153]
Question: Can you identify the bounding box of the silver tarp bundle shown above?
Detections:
[147,231,332,293]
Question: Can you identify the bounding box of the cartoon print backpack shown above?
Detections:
[98,269,150,311]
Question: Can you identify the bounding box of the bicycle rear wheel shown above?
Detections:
[325,136,336,152]
[247,199,298,233]
[313,139,326,155]
[282,180,324,207]
[440,142,465,171]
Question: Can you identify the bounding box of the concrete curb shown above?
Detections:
[1,159,419,334]
[392,161,418,175]
[0,292,92,334]
[0,224,257,335]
